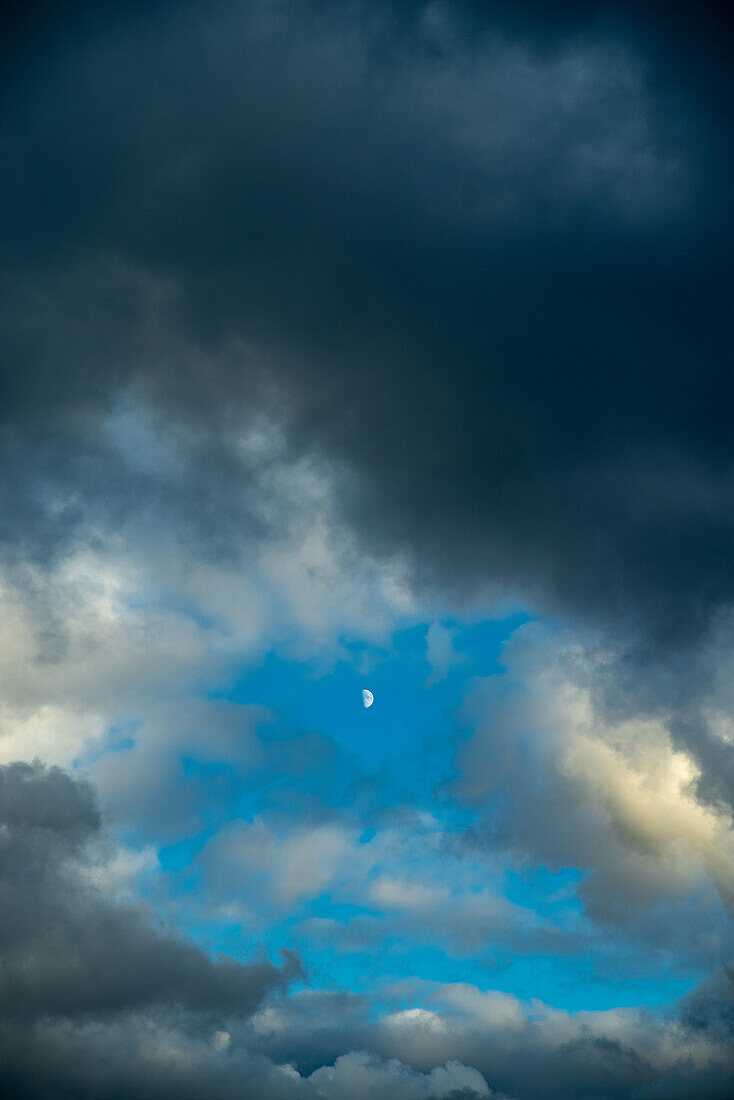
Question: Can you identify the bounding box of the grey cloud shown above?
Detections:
[0,761,297,1021]
[449,624,734,965]
[235,979,734,1100]
[0,757,100,836]
[634,970,734,1100]
[0,1016,495,1100]
[678,964,734,1042]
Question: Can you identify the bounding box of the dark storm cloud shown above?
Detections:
[2,0,733,643]
[0,760,298,1020]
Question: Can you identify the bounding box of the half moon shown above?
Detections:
[362,689,374,708]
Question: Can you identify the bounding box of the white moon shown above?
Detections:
[362,689,374,708]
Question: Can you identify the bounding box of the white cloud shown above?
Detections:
[302,1051,492,1098]
[425,622,465,685]
[205,818,358,907]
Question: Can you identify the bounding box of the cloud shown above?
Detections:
[2,0,733,794]
[0,762,499,1098]
[0,0,725,642]
[240,976,734,1100]
[198,804,567,960]
[425,622,466,686]
[376,977,734,1098]
[2,3,734,1096]
[2,757,728,1100]
[2,1,732,804]
[452,624,734,960]
[206,818,356,907]
[0,760,297,1021]
[300,1051,494,1098]
[0,394,415,834]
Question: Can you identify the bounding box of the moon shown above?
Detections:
[362,689,374,708]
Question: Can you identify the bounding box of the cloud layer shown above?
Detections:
[2,2,734,1097]
[2,761,733,1099]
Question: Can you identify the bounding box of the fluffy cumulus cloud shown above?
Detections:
[455,626,734,927]
[241,977,734,1100]
[2,1,734,1097]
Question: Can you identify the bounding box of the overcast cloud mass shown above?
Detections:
[1,1,734,1096]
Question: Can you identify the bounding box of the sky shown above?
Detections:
[1,2,734,1097]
